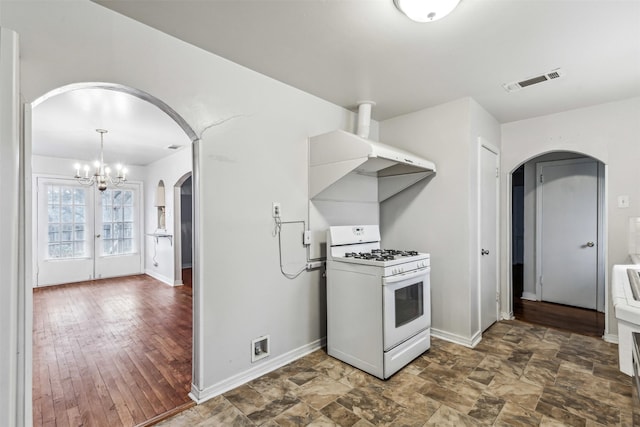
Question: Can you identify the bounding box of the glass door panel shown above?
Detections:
[36,178,94,286]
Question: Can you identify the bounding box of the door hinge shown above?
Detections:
[495,167,499,178]
[496,291,500,302]
[540,174,544,183]
[540,275,543,286]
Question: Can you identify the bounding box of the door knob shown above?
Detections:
[586,241,595,247]
[481,249,490,255]
[96,234,101,238]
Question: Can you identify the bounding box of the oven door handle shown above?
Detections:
[384,267,429,285]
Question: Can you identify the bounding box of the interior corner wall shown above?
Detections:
[378,98,475,342]
[144,146,192,285]
[501,96,640,338]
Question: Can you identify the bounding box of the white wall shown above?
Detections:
[0,26,21,427]
[143,146,192,285]
[501,97,640,339]
[379,97,500,345]
[1,0,355,403]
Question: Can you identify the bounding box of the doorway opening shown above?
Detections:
[28,82,199,425]
[510,151,605,337]
[174,173,193,287]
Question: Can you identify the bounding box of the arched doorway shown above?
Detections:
[508,150,606,337]
[27,82,200,425]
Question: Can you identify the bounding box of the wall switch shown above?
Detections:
[272,202,281,217]
[303,230,311,245]
[618,195,630,208]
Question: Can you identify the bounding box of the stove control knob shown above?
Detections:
[392,268,398,274]
[399,267,404,273]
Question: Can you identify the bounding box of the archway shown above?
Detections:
[26,82,200,425]
[506,150,607,337]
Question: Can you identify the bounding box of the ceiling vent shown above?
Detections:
[503,68,565,93]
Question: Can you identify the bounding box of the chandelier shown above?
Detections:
[74,129,127,192]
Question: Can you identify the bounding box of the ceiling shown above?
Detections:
[93,0,640,122]
[28,0,640,164]
[32,88,191,166]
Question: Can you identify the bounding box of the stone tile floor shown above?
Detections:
[157,320,636,426]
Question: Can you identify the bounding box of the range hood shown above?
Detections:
[309,129,436,202]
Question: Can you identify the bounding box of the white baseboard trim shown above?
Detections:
[501,311,515,321]
[431,328,482,348]
[144,269,175,286]
[603,333,619,344]
[521,292,537,301]
[189,337,326,404]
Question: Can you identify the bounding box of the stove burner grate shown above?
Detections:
[341,249,421,261]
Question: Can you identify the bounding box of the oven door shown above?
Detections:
[382,267,430,351]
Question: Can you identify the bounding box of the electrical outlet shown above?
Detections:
[618,195,630,208]
[272,202,281,217]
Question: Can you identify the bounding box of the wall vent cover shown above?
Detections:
[503,68,565,92]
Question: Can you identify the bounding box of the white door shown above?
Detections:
[95,185,142,279]
[536,159,598,309]
[36,178,96,286]
[36,179,142,286]
[479,141,499,332]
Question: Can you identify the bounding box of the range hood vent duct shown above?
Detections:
[503,67,565,92]
[356,101,375,139]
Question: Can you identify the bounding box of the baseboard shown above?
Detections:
[189,337,326,404]
[144,269,175,286]
[603,333,619,344]
[431,328,481,348]
[521,292,537,301]
[501,311,515,321]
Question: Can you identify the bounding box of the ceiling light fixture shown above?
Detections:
[74,129,127,192]
[394,0,461,22]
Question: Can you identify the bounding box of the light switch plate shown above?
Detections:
[618,195,630,208]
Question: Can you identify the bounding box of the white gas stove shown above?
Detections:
[326,225,431,379]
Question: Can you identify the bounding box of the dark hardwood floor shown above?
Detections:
[33,273,193,427]
[512,264,604,337]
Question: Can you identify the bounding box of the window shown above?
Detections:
[46,185,87,259]
[101,189,135,255]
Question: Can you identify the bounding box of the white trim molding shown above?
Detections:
[521,292,537,301]
[432,328,482,348]
[144,270,176,286]
[603,333,618,344]
[189,338,325,404]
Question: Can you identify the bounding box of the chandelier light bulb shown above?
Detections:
[394,0,461,22]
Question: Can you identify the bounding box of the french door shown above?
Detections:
[36,177,142,287]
